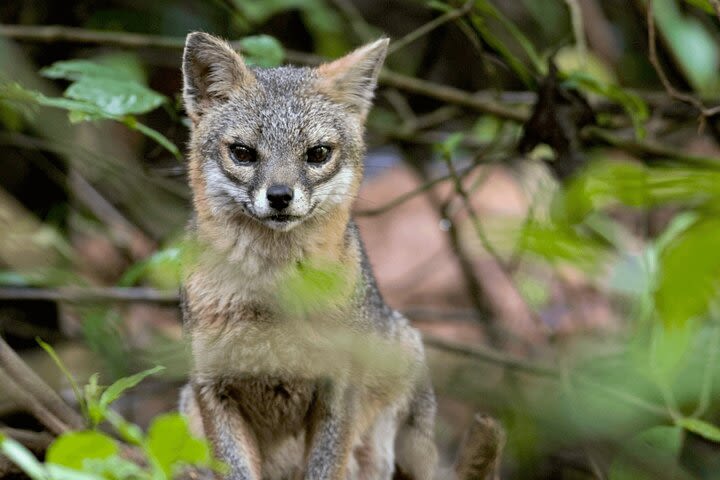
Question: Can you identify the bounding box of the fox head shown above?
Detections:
[182,32,388,233]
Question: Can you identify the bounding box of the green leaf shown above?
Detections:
[653,0,719,93]
[100,365,165,411]
[677,417,720,442]
[239,35,285,68]
[118,245,183,288]
[655,218,720,328]
[609,426,686,480]
[684,0,714,13]
[83,455,147,480]
[146,413,211,478]
[41,60,139,83]
[277,262,353,315]
[105,410,145,446]
[436,132,464,158]
[44,465,105,480]
[0,435,50,480]
[46,431,119,470]
[127,120,181,160]
[65,77,166,116]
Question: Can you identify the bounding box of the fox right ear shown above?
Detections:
[182,32,255,121]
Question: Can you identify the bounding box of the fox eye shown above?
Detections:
[306,145,331,165]
[229,143,257,164]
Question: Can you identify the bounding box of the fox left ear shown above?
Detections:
[316,38,390,118]
[182,32,255,122]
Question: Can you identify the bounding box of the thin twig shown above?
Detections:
[379,70,529,122]
[423,333,555,376]
[387,0,474,56]
[441,153,505,267]
[69,171,156,260]
[355,161,481,217]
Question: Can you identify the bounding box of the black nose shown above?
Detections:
[266,184,294,211]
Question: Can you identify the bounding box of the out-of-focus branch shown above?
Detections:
[0,336,84,432]
[0,24,528,122]
[328,0,377,42]
[387,0,474,56]
[0,286,179,304]
[423,333,556,377]
[0,368,69,435]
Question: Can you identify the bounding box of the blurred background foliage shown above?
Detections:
[2,0,720,478]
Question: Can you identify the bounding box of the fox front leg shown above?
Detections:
[193,383,262,480]
[304,383,357,480]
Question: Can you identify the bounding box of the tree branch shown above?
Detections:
[0,336,85,431]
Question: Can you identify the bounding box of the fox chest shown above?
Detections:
[226,376,316,440]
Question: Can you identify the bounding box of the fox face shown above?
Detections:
[182,33,388,232]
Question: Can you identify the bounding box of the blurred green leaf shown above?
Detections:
[655,218,720,328]
[677,417,720,442]
[44,465,104,480]
[83,456,147,480]
[609,426,686,480]
[684,0,714,13]
[0,434,50,480]
[47,431,118,471]
[563,72,648,139]
[516,221,608,269]
[105,410,145,446]
[653,0,719,93]
[145,413,211,478]
[278,262,352,315]
[119,245,183,288]
[436,132,464,158]
[240,35,285,67]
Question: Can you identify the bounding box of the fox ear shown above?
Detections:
[182,32,255,121]
[316,38,389,118]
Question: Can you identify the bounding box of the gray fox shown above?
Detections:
[178,32,438,480]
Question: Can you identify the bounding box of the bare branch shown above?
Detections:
[0,336,85,431]
[0,286,179,304]
[0,367,69,435]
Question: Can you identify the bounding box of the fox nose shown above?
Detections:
[266,184,294,211]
